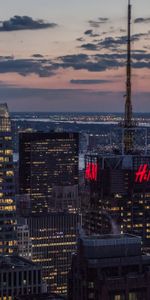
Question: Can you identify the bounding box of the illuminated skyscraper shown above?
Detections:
[19,132,79,213]
[0,103,17,254]
[0,104,47,300]
[83,153,150,248]
[82,2,150,250]
[18,131,79,294]
[28,212,79,295]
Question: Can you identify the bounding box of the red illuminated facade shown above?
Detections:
[135,164,150,183]
[85,162,98,181]
[83,154,150,249]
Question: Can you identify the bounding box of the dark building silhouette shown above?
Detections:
[19,132,79,213]
[68,234,150,300]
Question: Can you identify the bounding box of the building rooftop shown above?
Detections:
[82,233,141,243]
[0,103,9,118]
[80,234,142,259]
[0,255,38,270]
[15,294,65,300]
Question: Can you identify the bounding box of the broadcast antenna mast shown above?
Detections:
[123,0,135,154]
[125,0,132,128]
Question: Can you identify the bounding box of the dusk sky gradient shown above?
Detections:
[0,0,150,112]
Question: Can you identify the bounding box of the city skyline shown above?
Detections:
[0,0,150,112]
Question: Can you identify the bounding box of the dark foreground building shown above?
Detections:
[68,234,150,300]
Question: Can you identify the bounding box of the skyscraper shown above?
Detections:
[0,103,17,254]
[83,153,150,248]
[19,132,79,213]
[28,212,79,295]
[82,1,150,250]
[0,104,45,300]
[18,131,80,294]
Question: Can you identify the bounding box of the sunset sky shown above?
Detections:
[0,0,150,112]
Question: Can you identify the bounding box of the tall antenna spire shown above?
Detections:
[125,0,132,127]
[123,0,134,154]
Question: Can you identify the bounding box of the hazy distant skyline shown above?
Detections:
[0,0,150,112]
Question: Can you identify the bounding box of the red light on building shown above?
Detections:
[135,164,150,183]
[85,162,98,181]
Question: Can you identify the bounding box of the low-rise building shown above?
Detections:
[0,255,44,299]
